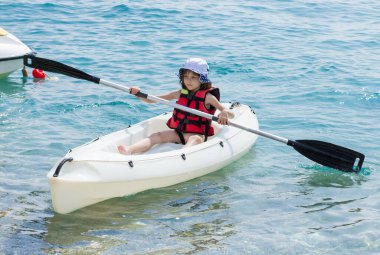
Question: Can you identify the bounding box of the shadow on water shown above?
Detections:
[44,194,164,245]
[44,184,233,253]
[42,150,256,253]
[298,164,368,188]
[0,73,49,95]
[0,77,28,94]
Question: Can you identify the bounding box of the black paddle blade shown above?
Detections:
[23,55,100,84]
[288,140,365,173]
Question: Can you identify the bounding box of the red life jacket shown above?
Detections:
[166,87,220,137]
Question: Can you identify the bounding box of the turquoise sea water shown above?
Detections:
[1,0,379,254]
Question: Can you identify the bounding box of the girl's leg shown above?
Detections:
[182,134,205,148]
[118,130,181,155]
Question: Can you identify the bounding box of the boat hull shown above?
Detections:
[48,103,259,214]
[0,57,24,79]
[0,27,33,78]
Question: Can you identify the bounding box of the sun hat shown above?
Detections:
[178,58,211,83]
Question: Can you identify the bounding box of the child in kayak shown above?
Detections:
[118,58,234,155]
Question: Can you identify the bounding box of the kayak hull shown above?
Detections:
[0,57,24,79]
[0,27,33,78]
[48,103,259,214]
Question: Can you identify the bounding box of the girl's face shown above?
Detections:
[183,70,201,91]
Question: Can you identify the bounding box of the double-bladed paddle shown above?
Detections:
[23,55,365,173]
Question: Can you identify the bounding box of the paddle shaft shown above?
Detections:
[100,79,289,144]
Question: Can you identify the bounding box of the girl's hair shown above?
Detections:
[179,69,212,90]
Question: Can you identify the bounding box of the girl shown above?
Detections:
[118,58,234,155]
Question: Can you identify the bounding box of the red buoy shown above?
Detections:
[32,68,46,79]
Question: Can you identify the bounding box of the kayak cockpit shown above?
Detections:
[73,111,225,156]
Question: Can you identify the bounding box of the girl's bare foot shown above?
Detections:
[117,145,131,155]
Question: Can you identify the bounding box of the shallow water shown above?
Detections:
[1,0,379,254]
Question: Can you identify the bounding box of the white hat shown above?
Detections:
[178,58,211,83]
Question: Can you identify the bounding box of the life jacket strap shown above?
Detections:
[175,130,186,145]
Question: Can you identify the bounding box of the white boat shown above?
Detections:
[0,27,33,78]
[48,102,259,214]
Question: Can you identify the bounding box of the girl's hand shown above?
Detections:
[205,94,235,125]
[129,86,158,103]
[218,109,230,125]
[129,87,141,95]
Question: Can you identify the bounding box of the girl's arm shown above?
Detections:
[129,87,180,103]
[205,94,235,125]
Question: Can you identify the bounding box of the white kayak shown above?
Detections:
[0,27,33,78]
[48,102,259,214]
